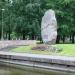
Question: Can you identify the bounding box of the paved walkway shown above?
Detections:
[0,40,36,49]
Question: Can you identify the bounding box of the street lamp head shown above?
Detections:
[2,9,5,11]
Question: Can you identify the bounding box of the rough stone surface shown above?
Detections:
[41,9,57,44]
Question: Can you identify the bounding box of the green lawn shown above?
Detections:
[11,44,75,56]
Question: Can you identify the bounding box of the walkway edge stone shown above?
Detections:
[0,51,75,72]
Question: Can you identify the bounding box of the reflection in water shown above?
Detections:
[0,66,75,75]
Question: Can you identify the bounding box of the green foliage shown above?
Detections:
[46,0,75,43]
[0,0,75,42]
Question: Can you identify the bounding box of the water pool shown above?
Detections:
[0,65,75,75]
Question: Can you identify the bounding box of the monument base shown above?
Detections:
[32,44,48,51]
[32,44,62,53]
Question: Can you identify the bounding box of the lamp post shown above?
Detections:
[1,9,5,40]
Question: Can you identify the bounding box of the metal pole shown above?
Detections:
[1,9,5,40]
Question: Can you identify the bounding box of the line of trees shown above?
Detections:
[0,0,75,43]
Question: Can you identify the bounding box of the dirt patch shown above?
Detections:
[32,44,48,51]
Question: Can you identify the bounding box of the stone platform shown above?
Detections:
[0,51,75,72]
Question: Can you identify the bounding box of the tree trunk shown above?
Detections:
[23,35,25,40]
[72,34,74,43]
[6,33,8,40]
[69,35,72,42]
[31,34,34,40]
[8,33,11,40]
[30,32,35,40]
[22,33,25,40]
[0,33,1,39]
[62,35,65,43]
[56,35,60,44]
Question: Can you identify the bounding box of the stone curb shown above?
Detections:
[0,51,75,72]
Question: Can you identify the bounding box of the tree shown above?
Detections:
[45,0,75,43]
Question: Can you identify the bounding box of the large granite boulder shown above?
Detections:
[41,9,57,45]
[32,9,62,52]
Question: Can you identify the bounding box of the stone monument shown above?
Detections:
[41,9,57,45]
[32,9,62,52]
